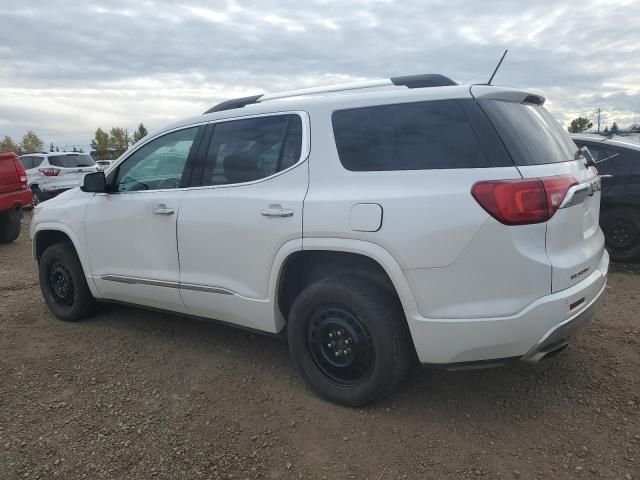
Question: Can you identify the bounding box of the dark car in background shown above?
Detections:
[572,134,640,262]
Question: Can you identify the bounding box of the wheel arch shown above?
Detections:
[32,223,100,297]
[273,238,419,324]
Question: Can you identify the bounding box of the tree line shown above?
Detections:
[91,123,148,160]
[0,131,46,155]
[568,117,640,136]
[0,123,148,160]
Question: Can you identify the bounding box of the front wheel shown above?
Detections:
[39,243,98,321]
[601,206,640,262]
[287,275,413,406]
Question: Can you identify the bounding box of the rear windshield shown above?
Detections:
[48,154,95,168]
[479,100,576,166]
[332,100,492,171]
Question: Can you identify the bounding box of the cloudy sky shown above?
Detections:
[1,0,639,149]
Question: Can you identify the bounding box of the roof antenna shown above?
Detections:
[487,49,508,85]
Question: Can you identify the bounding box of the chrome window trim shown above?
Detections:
[185,110,310,192]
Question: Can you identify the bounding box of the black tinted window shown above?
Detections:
[332,100,490,171]
[202,115,303,186]
[480,100,576,166]
[577,144,620,164]
[49,154,95,168]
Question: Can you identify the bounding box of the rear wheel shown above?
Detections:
[31,186,42,206]
[39,243,97,321]
[0,209,21,244]
[287,275,413,406]
[601,206,640,262]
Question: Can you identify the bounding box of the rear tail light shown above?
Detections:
[471,175,578,225]
[39,167,61,176]
[12,159,28,188]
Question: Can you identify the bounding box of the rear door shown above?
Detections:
[177,112,309,332]
[478,93,605,292]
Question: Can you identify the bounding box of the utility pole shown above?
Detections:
[596,108,602,134]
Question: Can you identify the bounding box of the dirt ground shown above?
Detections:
[0,215,638,480]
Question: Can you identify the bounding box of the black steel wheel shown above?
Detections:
[307,306,375,386]
[39,243,97,321]
[288,275,413,406]
[601,206,640,262]
[49,261,75,307]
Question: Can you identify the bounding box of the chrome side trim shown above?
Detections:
[101,275,180,288]
[179,283,234,295]
[100,275,234,295]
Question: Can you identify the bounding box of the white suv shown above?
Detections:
[20,152,98,204]
[30,74,609,406]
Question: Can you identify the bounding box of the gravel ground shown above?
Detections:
[1,215,639,480]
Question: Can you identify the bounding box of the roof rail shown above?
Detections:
[203,73,457,114]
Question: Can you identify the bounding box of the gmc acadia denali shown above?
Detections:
[31,74,608,405]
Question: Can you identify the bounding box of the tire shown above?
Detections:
[601,206,640,262]
[39,243,97,321]
[287,275,413,406]
[0,209,21,244]
[31,186,42,206]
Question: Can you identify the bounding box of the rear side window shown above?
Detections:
[332,100,492,171]
[20,157,33,169]
[48,154,96,168]
[21,156,42,169]
[202,114,302,186]
[480,100,576,166]
[575,143,620,164]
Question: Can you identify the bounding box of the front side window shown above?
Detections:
[202,114,303,186]
[114,127,198,192]
[332,100,489,171]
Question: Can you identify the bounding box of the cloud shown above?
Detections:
[0,0,638,147]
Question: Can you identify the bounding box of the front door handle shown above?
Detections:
[261,206,294,218]
[153,204,175,215]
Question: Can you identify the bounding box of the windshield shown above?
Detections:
[479,100,576,166]
[48,154,95,168]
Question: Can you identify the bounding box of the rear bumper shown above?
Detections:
[0,189,32,211]
[408,250,609,364]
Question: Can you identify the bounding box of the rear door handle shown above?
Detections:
[153,204,175,215]
[261,206,294,218]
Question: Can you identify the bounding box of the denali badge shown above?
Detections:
[570,266,590,280]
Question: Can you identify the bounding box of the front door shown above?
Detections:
[85,125,203,313]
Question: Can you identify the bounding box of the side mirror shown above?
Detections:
[81,171,107,193]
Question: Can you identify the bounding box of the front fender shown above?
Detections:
[31,221,100,298]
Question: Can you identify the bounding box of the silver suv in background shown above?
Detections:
[20,152,98,204]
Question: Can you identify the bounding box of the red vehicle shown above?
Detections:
[0,152,32,243]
